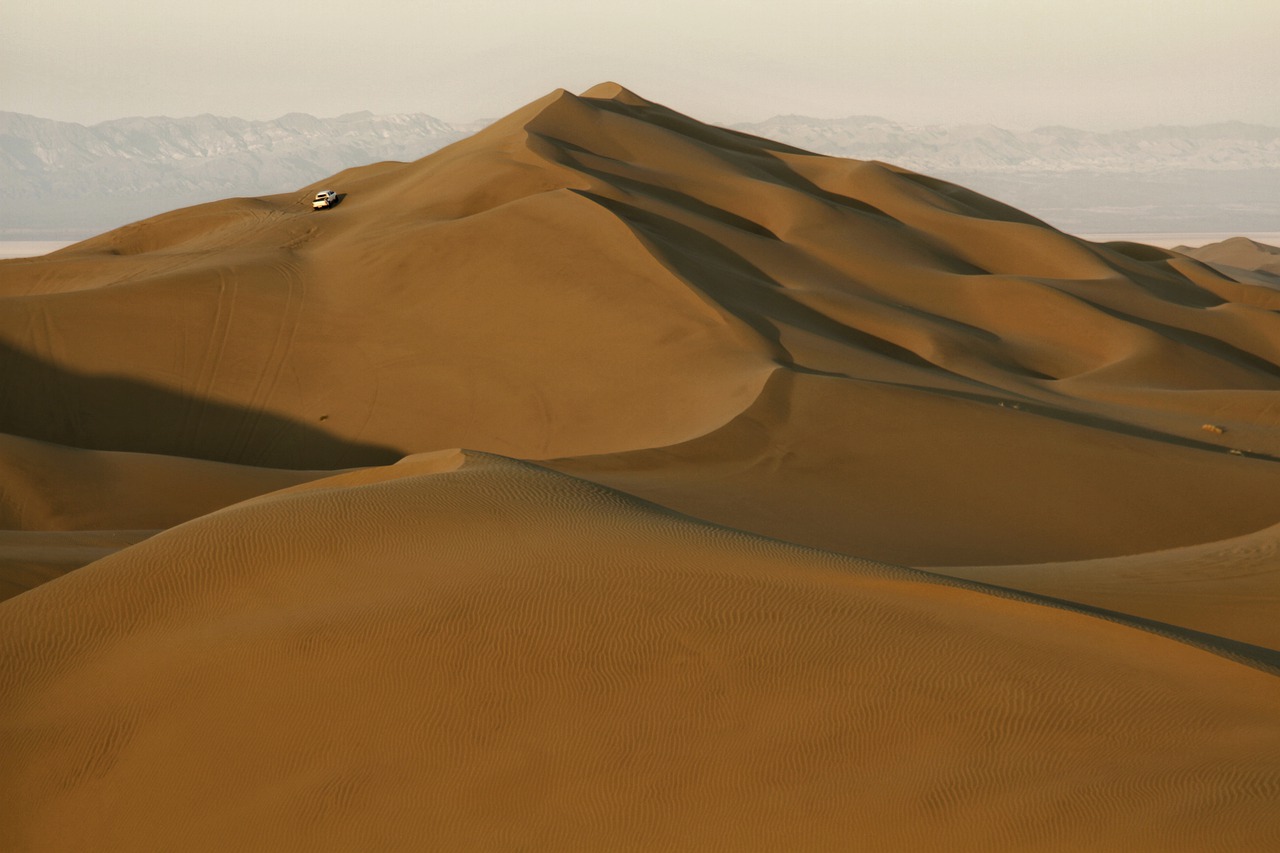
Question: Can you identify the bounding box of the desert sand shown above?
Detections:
[2,83,1278,850]
[1177,235,1280,282]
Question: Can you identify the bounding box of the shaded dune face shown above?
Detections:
[2,84,1280,849]
[0,431,336,602]
[2,453,1278,852]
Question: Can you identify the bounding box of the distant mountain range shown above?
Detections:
[0,111,467,238]
[3,109,1278,238]
[733,116,1280,173]
[733,116,1280,235]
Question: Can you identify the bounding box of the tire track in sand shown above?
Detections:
[230,253,307,465]
[179,267,237,454]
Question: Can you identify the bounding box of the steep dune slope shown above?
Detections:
[0,96,778,466]
[3,453,1277,852]
[2,83,1278,567]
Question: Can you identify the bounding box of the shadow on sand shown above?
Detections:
[0,340,401,469]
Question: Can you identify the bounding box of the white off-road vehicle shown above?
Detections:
[312,190,337,210]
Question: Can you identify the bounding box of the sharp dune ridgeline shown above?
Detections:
[2,83,1279,850]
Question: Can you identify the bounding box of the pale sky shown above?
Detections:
[5,0,1278,130]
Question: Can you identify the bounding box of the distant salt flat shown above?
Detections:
[1078,232,1280,249]
[0,241,76,259]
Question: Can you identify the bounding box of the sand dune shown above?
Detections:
[0,431,332,601]
[941,520,1280,649]
[0,431,327,531]
[2,83,1279,847]
[553,368,1280,566]
[1177,236,1280,285]
[3,84,1277,563]
[3,452,1278,851]
[0,529,152,603]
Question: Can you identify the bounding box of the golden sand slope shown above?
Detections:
[2,84,1278,568]
[1,84,1279,849]
[939,520,1280,649]
[2,453,1277,851]
[552,368,1280,566]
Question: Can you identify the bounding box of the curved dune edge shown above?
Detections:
[935,520,1280,650]
[2,451,1279,851]
[0,431,340,602]
[552,368,1280,567]
[0,431,333,532]
[0,529,155,602]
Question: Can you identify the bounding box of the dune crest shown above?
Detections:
[581,80,654,106]
[1177,236,1280,281]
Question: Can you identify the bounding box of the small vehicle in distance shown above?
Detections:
[312,190,337,210]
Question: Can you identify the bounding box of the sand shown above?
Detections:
[1176,235,1280,282]
[1,83,1278,849]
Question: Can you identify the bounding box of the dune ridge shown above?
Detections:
[3,452,1279,851]
[2,83,1279,848]
[941,520,1280,650]
[2,84,1278,566]
[1176,236,1280,287]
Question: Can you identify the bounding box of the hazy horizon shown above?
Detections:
[7,1,1279,131]
[7,99,1280,134]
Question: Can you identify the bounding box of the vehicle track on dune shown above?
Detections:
[179,267,238,452]
[231,253,308,465]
